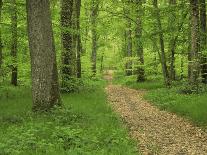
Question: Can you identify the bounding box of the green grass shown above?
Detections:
[113,73,164,90]
[146,88,207,126]
[114,73,207,127]
[0,80,137,155]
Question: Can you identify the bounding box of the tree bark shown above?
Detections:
[76,0,82,78]
[61,0,76,84]
[200,0,207,84]
[189,0,200,88]
[135,0,145,82]
[91,0,99,76]
[125,19,133,76]
[153,0,170,86]
[168,0,176,81]
[11,0,18,86]
[0,0,2,70]
[26,0,61,111]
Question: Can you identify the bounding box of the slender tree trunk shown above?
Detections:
[189,0,200,88]
[76,0,82,78]
[83,6,89,53]
[61,0,76,85]
[0,0,2,70]
[11,0,18,86]
[188,14,192,80]
[135,1,145,82]
[168,0,176,81]
[181,50,184,80]
[200,0,207,84]
[153,0,170,86]
[100,52,104,72]
[125,19,133,76]
[26,0,61,111]
[91,0,99,76]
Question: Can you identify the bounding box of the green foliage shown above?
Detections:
[0,81,137,155]
[177,81,207,94]
[61,77,85,93]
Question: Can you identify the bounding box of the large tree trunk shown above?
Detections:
[61,0,76,85]
[135,1,145,82]
[0,0,2,70]
[189,0,200,87]
[91,0,99,76]
[168,0,176,81]
[26,0,61,111]
[76,0,82,78]
[200,0,207,84]
[11,0,18,86]
[153,0,170,86]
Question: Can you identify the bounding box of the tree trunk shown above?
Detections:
[76,0,82,78]
[200,0,207,84]
[181,50,184,80]
[135,1,145,82]
[153,0,170,86]
[100,52,104,72]
[189,0,200,88]
[61,0,76,84]
[0,0,2,70]
[126,19,133,76]
[168,0,176,81]
[71,1,77,76]
[11,0,18,86]
[91,0,99,76]
[26,0,61,111]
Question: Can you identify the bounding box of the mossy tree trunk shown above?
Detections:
[126,19,133,76]
[168,0,177,81]
[91,0,99,76]
[11,0,18,86]
[0,0,2,70]
[199,0,207,84]
[26,0,61,111]
[76,0,82,78]
[189,0,200,88]
[135,0,145,82]
[61,0,76,84]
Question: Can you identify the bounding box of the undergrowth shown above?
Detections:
[0,79,137,155]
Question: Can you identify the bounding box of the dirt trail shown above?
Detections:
[105,71,207,155]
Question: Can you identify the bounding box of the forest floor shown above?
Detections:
[0,80,137,154]
[105,71,207,155]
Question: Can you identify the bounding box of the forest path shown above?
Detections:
[104,71,207,155]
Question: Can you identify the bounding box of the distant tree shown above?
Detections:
[72,0,82,78]
[126,19,133,76]
[91,0,99,76]
[0,0,2,70]
[199,0,207,84]
[10,0,18,86]
[168,0,177,81]
[135,0,145,82]
[189,0,200,88]
[76,0,82,78]
[153,0,170,86]
[123,2,133,76]
[26,0,61,111]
